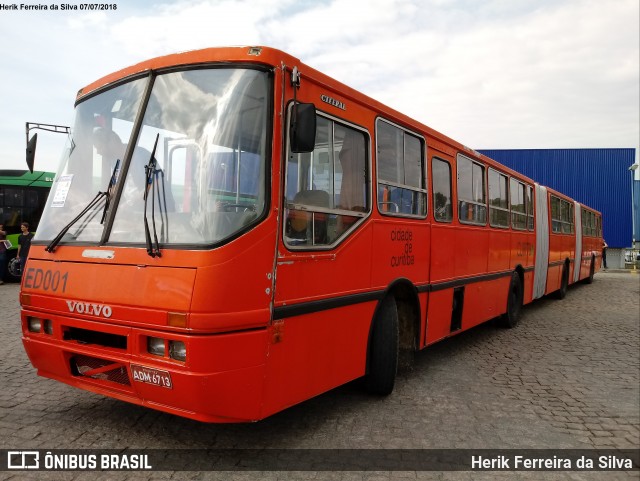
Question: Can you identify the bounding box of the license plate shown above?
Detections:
[130,364,173,389]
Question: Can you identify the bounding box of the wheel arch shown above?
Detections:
[366,278,421,372]
[514,264,525,291]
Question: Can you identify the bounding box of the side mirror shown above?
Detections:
[25,122,71,173]
[26,133,38,173]
[290,103,316,153]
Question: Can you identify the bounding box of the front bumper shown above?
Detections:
[21,308,269,423]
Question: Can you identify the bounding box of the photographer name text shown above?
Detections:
[1,3,117,11]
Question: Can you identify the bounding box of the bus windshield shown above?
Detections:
[36,67,269,247]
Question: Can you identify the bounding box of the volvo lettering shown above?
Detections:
[66,301,113,318]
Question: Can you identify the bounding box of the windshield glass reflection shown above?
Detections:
[35,78,147,243]
[111,68,269,246]
[37,68,269,248]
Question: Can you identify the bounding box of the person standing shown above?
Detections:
[17,222,34,275]
[602,239,608,269]
[0,223,7,285]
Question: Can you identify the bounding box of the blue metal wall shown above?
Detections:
[477,149,637,248]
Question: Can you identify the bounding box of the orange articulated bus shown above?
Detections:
[20,46,603,423]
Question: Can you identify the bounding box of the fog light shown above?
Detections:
[169,341,186,362]
[44,319,53,335]
[147,337,165,356]
[28,317,42,333]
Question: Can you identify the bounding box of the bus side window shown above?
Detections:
[488,168,509,228]
[432,157,452,222]
[285,113,369,248]
[550,195,560,233]
[457,154,486,225]
[527,184,534,231]
[510,178,527,230]
[376,119,427,217]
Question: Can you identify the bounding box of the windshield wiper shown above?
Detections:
[46,160,122,253]
[101,158,120,224]
[144,134,162,258]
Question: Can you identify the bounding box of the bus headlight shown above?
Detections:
[169,341,186,362]
[28,317,42,333]
[147,337,165,357]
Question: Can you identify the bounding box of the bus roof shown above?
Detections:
[76,46,537,188]
[77,46,297,101]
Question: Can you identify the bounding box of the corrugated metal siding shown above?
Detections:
[477,149,636,248]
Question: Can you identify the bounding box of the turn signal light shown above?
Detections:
[21,293,31,307]
[167,312,187,328]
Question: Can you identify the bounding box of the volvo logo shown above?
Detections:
[66,300,113,318]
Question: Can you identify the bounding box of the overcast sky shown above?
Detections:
[0,0,638,174]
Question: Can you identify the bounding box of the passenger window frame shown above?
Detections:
[284,106,372,251]
[488,168,510,229]
[375,118,428,219]
[456,154,487,226]
[509,177,527,231]
[431,157,453,223]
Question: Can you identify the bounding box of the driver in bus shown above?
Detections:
[93,128,126,164]
[93,128,152,208]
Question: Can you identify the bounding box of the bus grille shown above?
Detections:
[63,327,127,350]
[71,355,130,386]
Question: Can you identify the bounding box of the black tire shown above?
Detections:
[583,258,595,284]
[6,255,22,282]
[364,296,399,395]
[498,271,523,329]
[555,263,569,300]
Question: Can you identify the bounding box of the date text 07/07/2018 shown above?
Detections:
[0,4,118,11]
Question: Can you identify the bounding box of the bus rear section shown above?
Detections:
[544,189,603,298]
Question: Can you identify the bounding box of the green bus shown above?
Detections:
[0,169,54,281]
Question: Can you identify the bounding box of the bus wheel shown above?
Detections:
[583,257,595,284]
[6,256,22,282]
[364,296,399,395]
[498,272,523,328]
[555,264,569,300]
